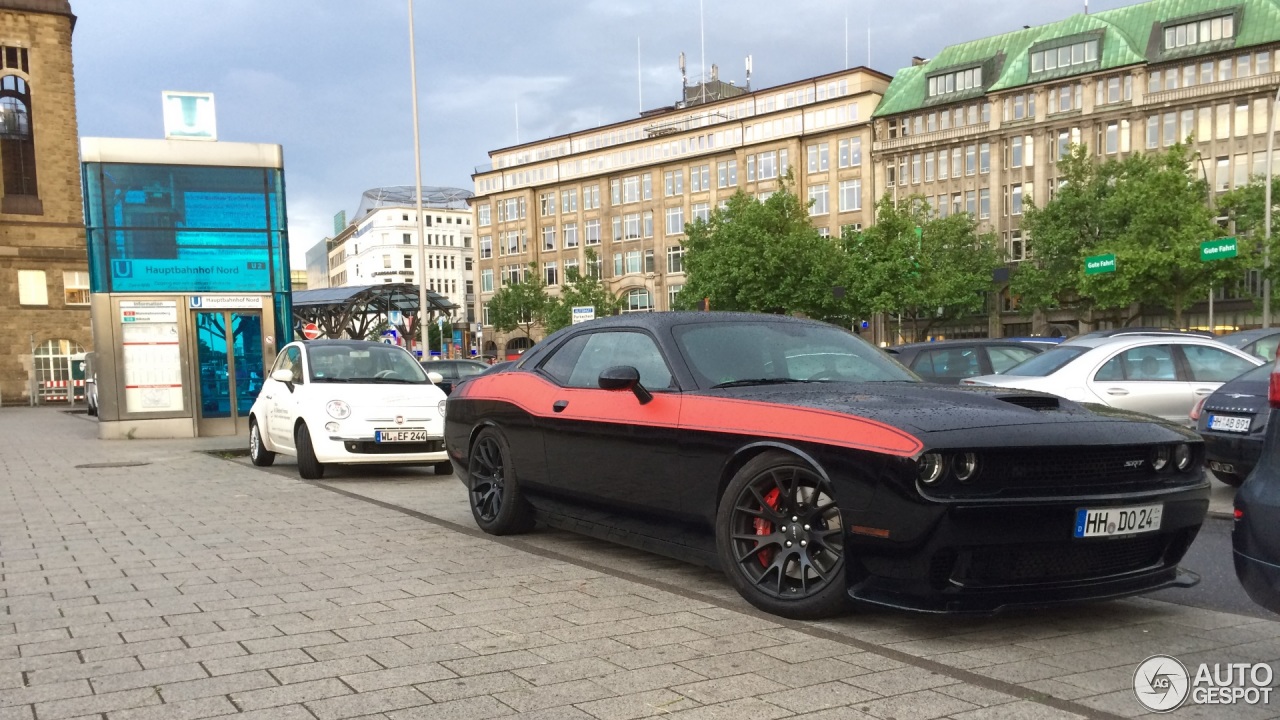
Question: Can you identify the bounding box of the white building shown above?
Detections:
[327,186,477,324]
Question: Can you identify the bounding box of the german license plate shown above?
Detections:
[374,429,428,443]
[1073,504,1162,538]
[1208,414,1251,433]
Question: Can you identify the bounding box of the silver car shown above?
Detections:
[962,336,1263,425]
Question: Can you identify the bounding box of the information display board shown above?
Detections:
[119,301,184,413]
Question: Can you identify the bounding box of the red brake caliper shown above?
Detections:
[753,488,781,567]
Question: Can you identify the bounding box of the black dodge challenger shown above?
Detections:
[445,313,1210,618]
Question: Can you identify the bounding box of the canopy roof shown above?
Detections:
[291,283,458,342]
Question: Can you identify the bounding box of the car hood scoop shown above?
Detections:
[995,394,1059,411]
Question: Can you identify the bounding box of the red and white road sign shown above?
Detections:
[301,323,322,340]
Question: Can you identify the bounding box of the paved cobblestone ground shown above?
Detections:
[1,408,1278,719]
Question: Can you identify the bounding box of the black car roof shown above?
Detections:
[891,339,1042,351]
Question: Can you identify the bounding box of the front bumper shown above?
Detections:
[312,431,447,464]
[845,484,1210,614]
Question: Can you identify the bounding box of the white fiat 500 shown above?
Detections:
[248,340,450,479]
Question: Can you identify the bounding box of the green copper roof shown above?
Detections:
[875,0,1280,117]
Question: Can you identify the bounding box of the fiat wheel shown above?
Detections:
[716,451,850,619]
[249,418,275,467]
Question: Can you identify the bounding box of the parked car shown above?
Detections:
[1233,359,1280,614]
[1061,327,1215,345]
[445,312,1209,619]
[81,351,98,417]
[419,358,489,395]
[963,336,1263,425]
[248,340,451,479]
[887,340,1047,384]
[1217,328,1280,362]
[1192,362,1273,487]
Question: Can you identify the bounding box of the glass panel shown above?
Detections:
[231,313,264,417]
[196,312,231,419]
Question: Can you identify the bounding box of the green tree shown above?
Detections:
[846,194,1002,342]
[487,262,549,341]
[1218,175,1280,305]
[1016,143,1239,326]
[544,249,622,333]
[675,171,859,322]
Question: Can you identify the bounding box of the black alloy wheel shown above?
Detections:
[717,451,849,619]
[467,427,534,535]
[249,418,275,467]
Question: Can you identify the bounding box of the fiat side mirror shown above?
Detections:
[271,368,296,391]
[598,365,652,405]
[426,371,444,384]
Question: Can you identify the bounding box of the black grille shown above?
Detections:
[954,534,1170,587]
[996,394,1059,411]
[344,440,443,455]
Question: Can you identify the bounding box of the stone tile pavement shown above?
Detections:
[1,407,1277,719]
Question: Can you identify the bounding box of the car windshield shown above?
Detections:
[454,361,488,378]
[1001,346,1090,377]
[1233,362,1275,383]
[306,344,429,383]
[673,320,917,388]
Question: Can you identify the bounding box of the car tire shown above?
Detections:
[433,461,454,476]
[295,423,325,480]
[467,427,535,535]
[716,451,851,620]
[249,418,275,467]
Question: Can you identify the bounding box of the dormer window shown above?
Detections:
[1164,15,1234,51]
[1030,39,1098,74]
[927,67,982,98]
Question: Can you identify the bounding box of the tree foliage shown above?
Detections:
[675,172,858,322]
[1014,143,1244,326]
[1218,175,1280,302]
[845,194,1002,341]
[487,262,549,340]
[544,249,622,333]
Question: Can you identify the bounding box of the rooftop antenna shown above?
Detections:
[1085,0,1089,14]
[845,14,849,70]
[745,54,752,91]
[514,101,520,144]
[867,8,872,67]
[637,37,643,113]
[680,51,687,89]
[699,0,707,104]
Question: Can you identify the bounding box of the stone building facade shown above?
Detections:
[0,0,88,404]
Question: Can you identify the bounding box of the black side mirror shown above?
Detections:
[598,365,653,405]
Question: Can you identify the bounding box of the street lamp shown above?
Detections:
[407,0,430,351]
[1264,84,1280,328]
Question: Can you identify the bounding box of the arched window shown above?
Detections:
[0,72,37,201]
[33,339,85,404]
[623,288,653,313]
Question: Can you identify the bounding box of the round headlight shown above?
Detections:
[438,399,447,417]
[326,400,351,419]
[1174,443,1193,472]
[918,452,945,484]
[1150,445,1171,472]
[953,453,978,483]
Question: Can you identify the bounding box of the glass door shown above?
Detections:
[194,311,264,436]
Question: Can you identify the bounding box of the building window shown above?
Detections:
[667,244,685,274]
[1,74,38,201]
[912,153,921,183]
[692,202,710,224]
[667,284,683,309]
[624,288,652,313]
[979,143,990,174]
[839,180,862,212]
[479,235,492,259]
[624,213,641,240]
[965,191,976,216]
[544,262,558,286]
[642,172,652,200]
[925,151,935,182]
[927,66,983,97]
[664,170,683,197]
[585,219,601,245]
[979,188,990,219]
[690,164,710,192]
[63,271,89,305]
[542,225,556,251]
[838,137,862,168]
[1163,15,1234,51]
[717,159,738,188]
[626,250,641,274]
[623,175,640,203]
[17,269,46,305]
[807,142,829,173]
[402,255,412,270]
[1011,184,1024,215]
[478,204,491,226]
[539,192,556,217]
[561,188,577,213]
[808,184,829,216]
[612,215,623,242]
[965,145,976,176]
[643,210,654,238]
[1030,39,1098,74]
[563,222,578,248]
[584,184,601,210]
[481,269,493,292]
[1105,122,1119,154]
[665,206,685,235]
[1009,230,1025,262]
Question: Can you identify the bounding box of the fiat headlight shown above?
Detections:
[326,400,351,419]
[438,399,447,417]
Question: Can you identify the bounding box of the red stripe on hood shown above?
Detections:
[458,372,922,457]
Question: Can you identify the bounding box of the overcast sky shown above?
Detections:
[71,0,1134,268]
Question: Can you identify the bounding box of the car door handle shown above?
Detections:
[1105,388,1129,396]
[553,400,569,413]
[1193,388,1215,395]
